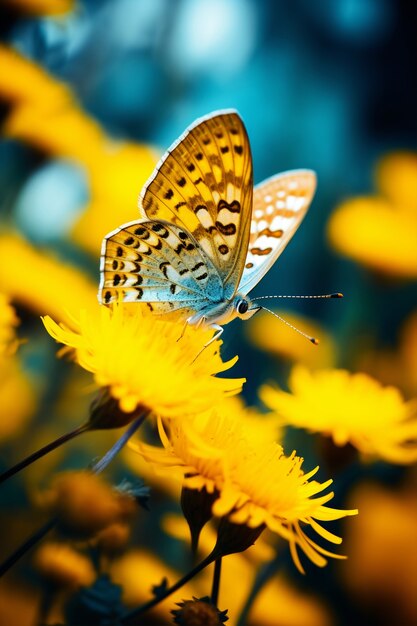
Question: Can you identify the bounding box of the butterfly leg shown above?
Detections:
[191,324,224,363]
[176,319,189,343]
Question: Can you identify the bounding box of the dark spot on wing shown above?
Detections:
[134,275,143,286]
[112,260,118,270]
[215,221,236,236]
[191,262,205,272]
[234,145,243,155]
[220,146,229,154]
[195,272,208,281]
[195,152,203,161]
[178,231,187,240]
[136,288,143,299]
[245,262,254,269]
[116,246,123,257]
[218,199,241,214]
[258,228,283,238]
[104,291,112,303]
[195,204,208,214]
[113,274,121,286]
[124,236,134,246]
[187,163,195,172]
[179,268,189,275]
[164,189,174,199]
[251,247,273,256]
[194,177,203,184]
[177,177,186,187]
[170,284,177,294]
[202,137,211,145]
[135,226,149,238]
[218,245,229,255]
[159,261,169,277]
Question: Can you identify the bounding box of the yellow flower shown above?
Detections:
[38,471,136,537]
[0,292,19,354]
[135,406,357,573]
[0,46,157,256]
[2,0,74,16]
[247,309,336,369]
[261,365,417,464]
[0,293,36,442]
[342,480,417,626]
[327,151,417,278]
[33,542,95,588]
[0,233,97,326]
[111,550,203,613]
[42,303,243,417]
[0,357,36,443]
[71,142,157,256]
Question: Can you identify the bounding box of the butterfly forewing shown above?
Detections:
[139,110,253,296]
[99,220,224,309]
[238,170,317,295]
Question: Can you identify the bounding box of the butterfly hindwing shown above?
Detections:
[99,219,224,308]
[140,110,253,296]
[238,170,317,295]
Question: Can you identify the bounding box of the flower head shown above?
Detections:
[0,233,97,326]
[43,303,243,418]
[33,542,95,588]
[261,365,417,464]
[134,402,357,573]
[0,293,35,441]
[327,151,417,279]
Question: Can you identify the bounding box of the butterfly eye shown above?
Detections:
[237,300,249,315]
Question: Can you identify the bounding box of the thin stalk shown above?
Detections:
[0,423,89,485]
[121,552,217,623]
[0,414,146,579]
[211,557,222,606]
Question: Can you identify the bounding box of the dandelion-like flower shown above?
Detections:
[327,151,417,279]
[261,365,417,464]
[43,303,243,418]
[134,403,357,573]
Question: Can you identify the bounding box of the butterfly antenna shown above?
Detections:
[252,293,343,301]
[259,305,319,345]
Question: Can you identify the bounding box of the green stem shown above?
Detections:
[0,414,146,579]
[120,553,217,623]
[0,423,90,485]
[211,557,222,606]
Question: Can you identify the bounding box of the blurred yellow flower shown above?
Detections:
[111,549,203,617]
[262,365,417,464]
[327,151,417,278]
[71,142,157,255]
[0,292,19,353]
[38,471,136,537]
[43,302,243,417]
[0,233,97,326]
[342,481,417,626]
[0,293,36,442]
[247,309,336,369]
[0,46,157,256]
[33,542,95,588]
[376,152,417,212]
[136,406,357,573]
[1,0,74,16]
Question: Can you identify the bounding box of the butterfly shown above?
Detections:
[98,110,317,344]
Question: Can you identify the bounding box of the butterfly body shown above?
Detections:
[99,110,317,335]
